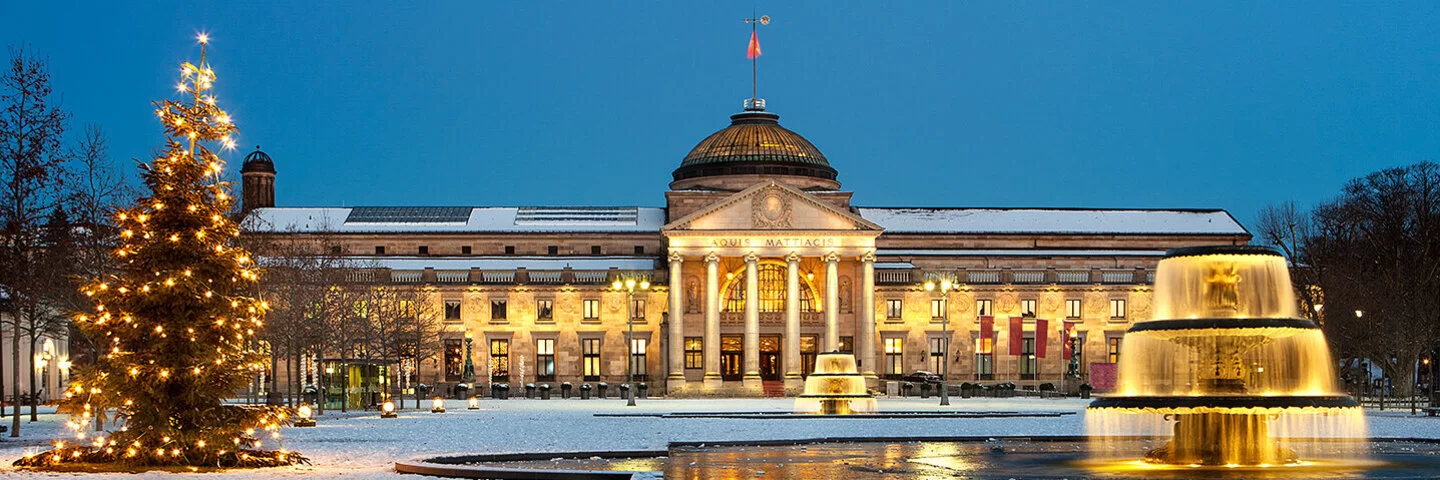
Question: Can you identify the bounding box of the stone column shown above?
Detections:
[824,251,840,352]
[742,252,762,391]
[860,251,878,383]
[783,252,802,392]
[666,251,686,388]
[703,252,721,388]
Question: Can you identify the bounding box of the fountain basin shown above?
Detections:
[396,436,1440,479]
[794,352,877,414]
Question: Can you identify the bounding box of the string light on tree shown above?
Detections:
[14,34,306,469]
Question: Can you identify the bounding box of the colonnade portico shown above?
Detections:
[664,245,878,394]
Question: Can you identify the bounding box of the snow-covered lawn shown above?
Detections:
[0,398,1438,479]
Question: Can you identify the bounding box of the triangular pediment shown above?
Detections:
[663,181,883,232]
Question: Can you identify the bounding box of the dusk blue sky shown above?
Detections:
[5,2,1439,230]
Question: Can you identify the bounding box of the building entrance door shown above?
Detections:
[721,335,742,381]
[759,335,782,380]
[800,335,818,378]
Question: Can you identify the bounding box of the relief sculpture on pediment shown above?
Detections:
[751,191,792,229]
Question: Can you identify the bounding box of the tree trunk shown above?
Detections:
[27,333,37,422]
[11,319,20,437]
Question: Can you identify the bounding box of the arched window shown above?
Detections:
[723,262,817,313]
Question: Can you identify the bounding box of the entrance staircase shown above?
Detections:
[762,381,786,398]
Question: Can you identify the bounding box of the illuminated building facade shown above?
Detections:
[240,102,1249,397]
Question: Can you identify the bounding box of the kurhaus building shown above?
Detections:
[240,100,1250,398]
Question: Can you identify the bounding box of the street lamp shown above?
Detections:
[613,275,651,407]
[924,275,957,406]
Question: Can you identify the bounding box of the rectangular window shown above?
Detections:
[1021,336,1037,379]
[536,299,554,322]
[1021,299,1037,318]
[929,337,945,374]
[547,245,559,255]
[418,245,429,255]
[536,339,555,381]
[839,336,854,354]
[491,300,508,321]
[631,299,646,321]
[974,334,994,380]
[582,338,601,381]
[1110,299,1127,319]
[505,245,515,255]
[634,245,645,255]
[461,245,472,255]
[976,299,992,318]
[886,299,903,320]
[630,337,648,380]
[684,337,703,369]
[1066,299,1082,319]
[375,245,385,255]
[1108,336,1122,363]
[591,245,602,255]
[582,299,600,321]
[443,338,463,382]
[883,338,904,379]
[931,298,946,321]
[1074,331,1088,376]
[444,300,462,321]
[489,339,510,383]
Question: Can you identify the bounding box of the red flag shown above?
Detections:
[747,31,762,59]
[979,316,993,348]
[1008,317,1024,356]
[1061,321,1079,359]
[1035,319,1049,359]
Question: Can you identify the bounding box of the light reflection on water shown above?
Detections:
[479,440,1440,479]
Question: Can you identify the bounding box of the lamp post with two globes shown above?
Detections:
[924,275,958,406]
[613,276,650,406]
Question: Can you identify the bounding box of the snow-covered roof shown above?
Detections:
[243,206,666,233]
[857,208,1248,235]
[266,256,657,271]
[878,249,1167,257]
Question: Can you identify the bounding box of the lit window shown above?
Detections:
[489,339,510,383]
[443,338,463,382]
[1066,299,1081,319]
[974,334,994,379]
[1110,299,1127,319]
[1108,337,1122,363]
[583,299,600,321]
[1021,299,1037,318]
[931,298,946,321]
[630,338,648,380]
[536,339,555,381]
[975,299,992,318]
[582,338,601,380]
[684,337,703,369]
[886,299,903,320]
[883,338,904,379]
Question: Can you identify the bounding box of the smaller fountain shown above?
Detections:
[794,351,877,415]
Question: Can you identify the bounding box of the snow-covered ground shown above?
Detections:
[0,398,1438,479]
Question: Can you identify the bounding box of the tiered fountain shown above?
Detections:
[1088,245,1365,467]
[794,351,877,415]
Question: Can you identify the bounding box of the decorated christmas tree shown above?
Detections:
[15,35,305,469]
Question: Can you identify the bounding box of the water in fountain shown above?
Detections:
[794,352,877,415]
[1087,245,1365,467]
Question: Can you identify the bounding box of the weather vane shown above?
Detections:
[743,12,769,110]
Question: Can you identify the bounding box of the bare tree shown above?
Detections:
[0,47,70,437]
[1261,162,1440,397]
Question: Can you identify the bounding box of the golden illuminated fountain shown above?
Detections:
[1088,245,1364,467]
[794,352,877,415]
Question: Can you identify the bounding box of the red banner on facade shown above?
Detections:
[1035,319,1049,358]
[1008,316,1024,356]
[979,316,994,345]
[1061,321,1079,359]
